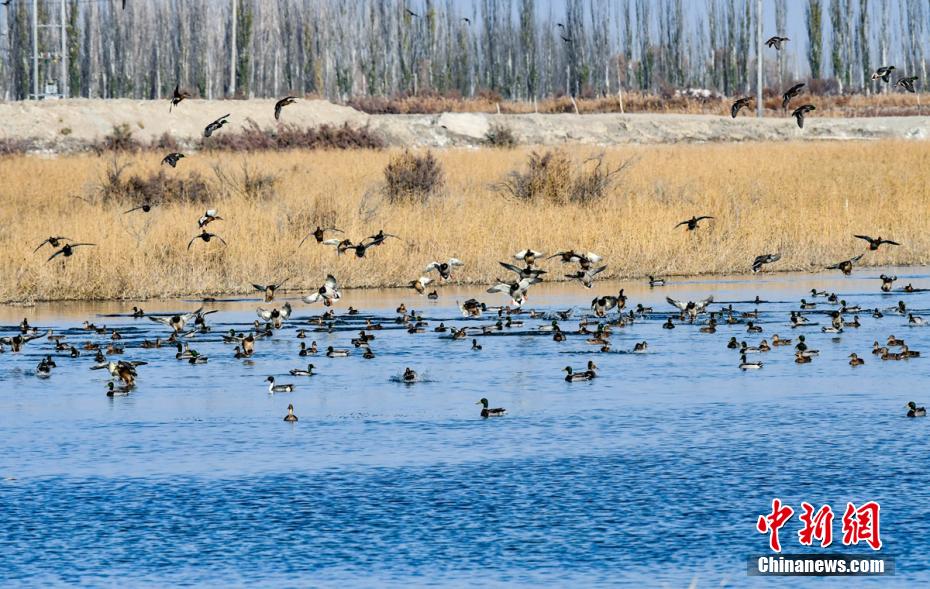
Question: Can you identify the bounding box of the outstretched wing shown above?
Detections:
[666,297,687,311]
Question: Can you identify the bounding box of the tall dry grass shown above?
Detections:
[1,142,929,302]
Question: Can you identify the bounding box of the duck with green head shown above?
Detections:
[906,401,927,417]
[477,398,506,418]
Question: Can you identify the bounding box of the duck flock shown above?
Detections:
[5,76,930,422]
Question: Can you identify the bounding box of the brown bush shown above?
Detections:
[0,137,36,156]
[383,150,444,204]
[211,161,278,201]
[201,119,383,151]
[98,157,213,206]
[498,150,633,205]
[93,123,143,153]
[482,123,517,148]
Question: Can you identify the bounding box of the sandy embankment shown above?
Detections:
[1,98,929,151]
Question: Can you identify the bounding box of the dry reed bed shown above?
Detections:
[1,142,928,302]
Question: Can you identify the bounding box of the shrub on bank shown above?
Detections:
[383,150,444,204]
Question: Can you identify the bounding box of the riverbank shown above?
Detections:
[2,99,930,152]
[1,142,927,302]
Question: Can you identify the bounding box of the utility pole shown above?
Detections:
[230,0,237,96]
[32,0,38,99]
[756,0,763,117]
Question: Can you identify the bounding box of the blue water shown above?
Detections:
[2,270,929,587]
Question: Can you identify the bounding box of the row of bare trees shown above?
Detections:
[0,0,925,101]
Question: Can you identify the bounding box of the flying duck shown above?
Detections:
[46,242,95,262]
[675,216,714,231]
[826,254,864,275]
[896,76,919,93]
[514,249,544,266]
[667,296,714,322]
[410,276,433,295]
[752,253,781,273]
[169,83,190,111]
[477,398,506,418]
[424,258,465,280]
[871,66,896,82]
[565,265,607,289]
[161,152,185,168]
[782,83,805,108]
[274,96,297,120]
[203,114,231,138]
[731,97,752,118]
[791,104,815,128]
[880,275,897,292]
[198,209,223,228]
[298,226,344,248]
[854,234,899,250]
[303,275,342,306]
[765,35,789,50]
[590,290,626,317]
[124,201,158,214]
[253,279,288,302]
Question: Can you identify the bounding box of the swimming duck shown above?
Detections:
[739,354,763,370]
[909,314,926,326]
[427,290,439,300]
[648,275,666,287]
[904,284,916,293]
[872,341,885,355]
[632,342,648,353]
[266,377,295,394]
[563,362,596,382]
[298,342,314,357]
[0,330,49,352]
[471,339,483,351]
[888,335,905,347]
[284,404,299,422]
[635,304,653,315]
[290,363,315,377]
[424,258,465,280]
[810,289,828,297]
[821,325,843,334]
[746,321,762,333]
[839,301,861,313]
[826,254,864,275]
[844,316,861,328]
[106,381,132,397]
[872,308,884,318]
[326,346,350,358]
[906,401,927,417]
[36,356,56,378]
[362,347,375,359]
[758,340,771,352]
[799,299,816,310]
[903,346,920,358]
[790,312,810,327]
[552,328,566,342]
[303,275,342,307]
[433,322,448,333]
[727,337,739,349]
[794,352,812,364]
[459,299,487,317]
[477,398,506,418]
[663,318,675,329]
[403,368,418,383]
[771,334,791,347]
[849,353,864,366]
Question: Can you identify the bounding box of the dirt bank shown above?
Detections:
[2,99,929,152]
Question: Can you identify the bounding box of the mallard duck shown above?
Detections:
[424,258,465,280]
[36,356,56,378]
[795,352,812,364]
[758,340,771,352]
[266,376,295,393]
[667,296,714,322]
[746,321,762,333]
[896,76,919,93]
[765,35,789,50]
[326,346,350,358]
[0,330,49,352]
[591,290,626,317]
[410,276,433,295]
[739,354,763,370]
[663,317,675,329]
[488,276,542,306]
[130,306,145,318]
[871,65,896,82]
[106,381,132,397]
[203,113,231,138]
[751,253,781,273]
[782,83,805,108]
[888,335,905,347]
[33,236,71,253]
[459,299,487,317]
[91,360,145,387]
[633,341,648,353]
[514,249,544,266]
[169,83,190,111]
[148,308,205,333]
[906,401,927,417]
[198,209,223,228]
[298,226,344,248]
[903,346,920,358]
[471,339,482,350]
[849,353,865,366]
[477,398,506,418]
[403,367,418,383]
[648,275,666,287]
[283,403,299,422]
[564,363,595,382]
[565,265,607,289]
[909,314,926,326]
[304,274,341,307]
[161,152,185,168]
[772,334,791,346]
[552,328,566,342]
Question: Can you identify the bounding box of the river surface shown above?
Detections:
[1,269,929,587]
